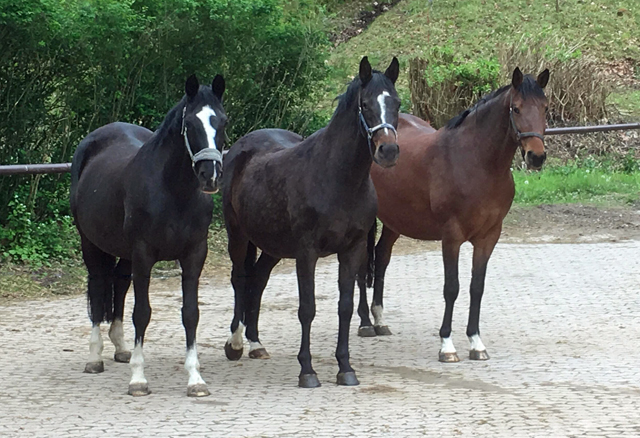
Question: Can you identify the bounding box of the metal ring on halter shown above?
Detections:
[358,107,397,165]
[181,106,224,169]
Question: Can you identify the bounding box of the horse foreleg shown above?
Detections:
[109,258,132,363]
[245,252,280,360]
[128,250,154,396]
[296,253,319,388]
[336,242,366,386]
[371,225,399,336]
[467,225,501,361]
[180,241,209,397]
[439,236,462,363]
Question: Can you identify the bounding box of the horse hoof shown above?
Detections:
[374,325,392,336]
[128,383,151,397]
[114,351,131,363]
[469,350,490,361]
[248,348,271,359]
[438,351,460,363]
[224,341,243,361]
[84,361,104,374]
[336,371,360,386]
[187,384,210,397]
[298,374,321,388]
[358,326,377,337]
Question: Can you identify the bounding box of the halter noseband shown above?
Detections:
[181,106,223,170]
[509,94,545,144]
[358,99,397,165]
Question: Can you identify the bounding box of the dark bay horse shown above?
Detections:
[70,74,227,396]
[222,57,400,387]
[357,68,550,362]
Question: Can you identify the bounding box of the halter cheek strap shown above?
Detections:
[181,106,223,169]
[358,100,397,165]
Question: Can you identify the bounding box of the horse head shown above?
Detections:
[357,56,401,168]
[182,74,227,193]
[509,67,550,170]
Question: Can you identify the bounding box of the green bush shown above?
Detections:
[0,0,330,262]
[408,47,500,128]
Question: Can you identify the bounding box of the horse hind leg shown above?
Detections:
[357,223,376,337]
[224,237,254,361]
[81,236,116,374]
[109,258,132,363]
[356,262,376,337]
[245,252,280,359]
[371,225,399,336]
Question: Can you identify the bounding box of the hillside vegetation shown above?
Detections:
[318,0,639,118]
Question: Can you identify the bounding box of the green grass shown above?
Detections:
[607,89,640,119]
[318,0,640,117]
[513,165,640,206]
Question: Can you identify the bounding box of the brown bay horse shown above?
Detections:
[357,68,550,363]
[222,57,400,387]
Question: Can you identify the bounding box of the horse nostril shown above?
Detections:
[526,150,533,159]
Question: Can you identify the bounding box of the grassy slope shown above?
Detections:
[318,0,639,116]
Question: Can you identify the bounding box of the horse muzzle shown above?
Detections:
[374,142,399,168]
[524,150,546,171]
[196,161,222,194]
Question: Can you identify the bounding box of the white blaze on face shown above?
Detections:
[195,105,218,180]
[376,91,391,135]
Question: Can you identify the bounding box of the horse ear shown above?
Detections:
[359,56,372,85]
[185,74,199,98]
[384,57,399,84]
[511,67,523,89]
[212,74,225,100]
[537,68,550,89]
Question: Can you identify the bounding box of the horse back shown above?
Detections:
[70,122,152,257]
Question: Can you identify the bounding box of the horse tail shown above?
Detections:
[365,220,377,288]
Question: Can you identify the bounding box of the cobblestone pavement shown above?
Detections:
[2,241,640,437]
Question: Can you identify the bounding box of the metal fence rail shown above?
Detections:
[0,163,72,175]
[1,123,638,176]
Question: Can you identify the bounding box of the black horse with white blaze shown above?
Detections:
[70,74,226,397]
[222,57,400,387]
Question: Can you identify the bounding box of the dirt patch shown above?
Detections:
[329,1,402,47]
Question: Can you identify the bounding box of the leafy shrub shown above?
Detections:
[0,0,330,262]
[408,46,501,128]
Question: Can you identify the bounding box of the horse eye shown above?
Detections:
[362,102,368,110]
[512,106,520,114]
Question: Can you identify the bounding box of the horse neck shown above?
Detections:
[320,102,372,186]
[147,108,200,194]
[458,92,519,172]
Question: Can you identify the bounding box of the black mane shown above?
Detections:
[445,75,545,130]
